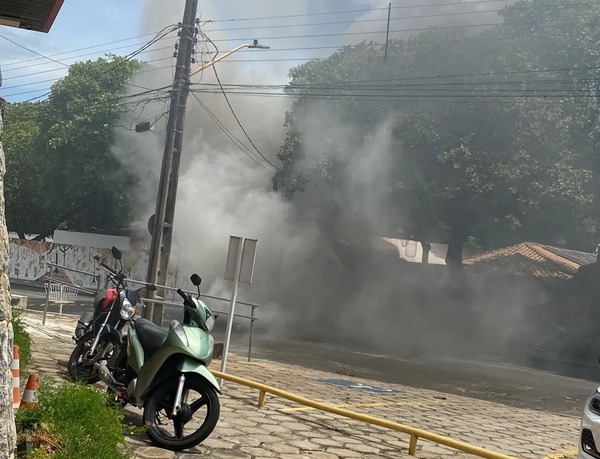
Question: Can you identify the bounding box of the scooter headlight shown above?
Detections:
[120,298,135,320]
[170,320,188,347]
[205,313,215,332]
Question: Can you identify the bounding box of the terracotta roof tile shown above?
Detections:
[463,242,594,280]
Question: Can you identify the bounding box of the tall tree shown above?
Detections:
[273,0,600,264]
[3,56,141,238]
[3,102,45,238]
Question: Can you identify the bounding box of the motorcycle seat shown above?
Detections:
[135,318,168,359]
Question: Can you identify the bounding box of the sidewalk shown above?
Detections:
[20,310,580,459]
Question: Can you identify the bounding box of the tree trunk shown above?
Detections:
[421,241,431,264]
[0,92,16,459]
[445,225,467,268]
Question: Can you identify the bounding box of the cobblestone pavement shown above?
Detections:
[20,310,581,459]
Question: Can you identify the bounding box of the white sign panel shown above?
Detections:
[224,236,243,282]
[224,236,257,284]
[239,238,257,284]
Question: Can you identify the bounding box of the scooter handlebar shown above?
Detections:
[100,262,117,275]
[177,289,197,309]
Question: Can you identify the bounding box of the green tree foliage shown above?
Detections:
[273,0,600,264]
[3,56,140,237]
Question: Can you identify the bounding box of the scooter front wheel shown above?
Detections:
[68,332,101,384]
[143,374,220,451]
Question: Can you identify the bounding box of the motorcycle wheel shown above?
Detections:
[67,332,101,384]
[143,374,220,451]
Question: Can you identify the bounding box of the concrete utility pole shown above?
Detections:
[144,0,198,323]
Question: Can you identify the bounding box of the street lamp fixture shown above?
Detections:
[189,39,270,78]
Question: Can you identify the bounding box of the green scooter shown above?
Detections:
[94,273,221,451]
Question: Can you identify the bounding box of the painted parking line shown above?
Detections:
[542,448,578,459]
[280,400,423,413]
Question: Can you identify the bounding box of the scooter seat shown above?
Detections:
[135,318,168,359]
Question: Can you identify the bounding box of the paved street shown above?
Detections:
[19,309,584,459]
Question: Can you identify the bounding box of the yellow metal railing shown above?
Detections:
[212,370,516,459]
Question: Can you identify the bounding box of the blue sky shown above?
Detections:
[0,0,147,102]
[0,0,373,103]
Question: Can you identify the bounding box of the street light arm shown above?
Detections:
[189,44,250,77]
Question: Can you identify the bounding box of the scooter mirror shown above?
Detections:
[190,274,202,286]
[111,246,123,260]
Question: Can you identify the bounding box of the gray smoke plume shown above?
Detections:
[111,0,577,368]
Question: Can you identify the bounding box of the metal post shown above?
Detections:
[42,267,53,325]
[384,2,391,62]
[145,0,198,324]
[95,274,101,299]
[248,306,255,362]
[220,238,244,382]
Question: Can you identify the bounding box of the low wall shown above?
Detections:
[8,239,150,289]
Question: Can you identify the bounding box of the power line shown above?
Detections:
[1,20,597,83]
[1,27,177,70]
[3,8,597,76]
[209,0,514,22]
[0,1,594,77]
[204,2,598,34]
[1,26,177,82]
[3,86,172,125]
[191,88,600,99]
[202,32,281,170]
[203,16,599,45]
[6,37,600,97]
[0,34,70,69]
[6,58,599,101]
[1,26,179,103]
[190,92,271,169]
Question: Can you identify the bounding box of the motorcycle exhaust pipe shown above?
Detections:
[93,363,121,393]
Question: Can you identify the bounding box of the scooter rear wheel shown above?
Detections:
[143,374,220,451]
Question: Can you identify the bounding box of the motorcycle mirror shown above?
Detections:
[111,246,123,260]
[190,274,202,286]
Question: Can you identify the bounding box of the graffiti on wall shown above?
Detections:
[9,239,151,289]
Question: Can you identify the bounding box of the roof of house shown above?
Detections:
[463,242,597,280]
[0,0,64,33]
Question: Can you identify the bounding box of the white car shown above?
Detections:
[580,386,600,458]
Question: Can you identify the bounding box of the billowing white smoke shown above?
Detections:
[113,0,540,355]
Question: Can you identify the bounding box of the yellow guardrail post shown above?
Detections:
[212,370,516,459]
[258,390,266,408]
[409,434,418,455]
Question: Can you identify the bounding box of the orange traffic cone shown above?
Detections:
[11,346,19,409]
[20,374,39,409]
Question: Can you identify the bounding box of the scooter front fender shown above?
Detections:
[138,357,221,402]
[175,358,221,394]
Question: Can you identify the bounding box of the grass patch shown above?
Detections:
[12,308,31,371]
[16,380,128,459]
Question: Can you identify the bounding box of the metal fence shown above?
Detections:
[125,278,259,361]
[39,262,260,361]
[42,262,101,325]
